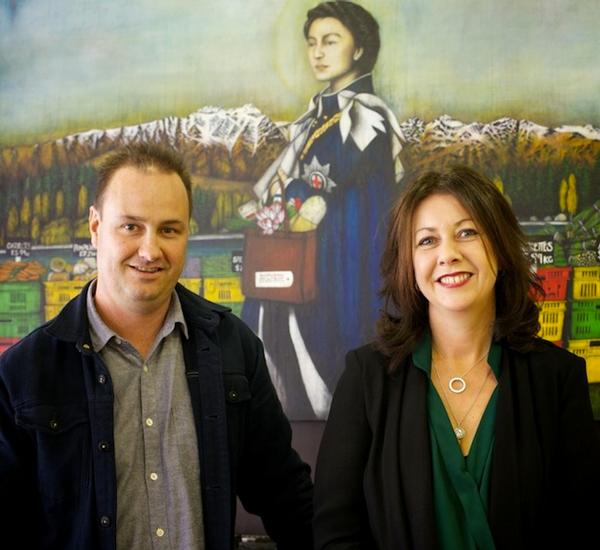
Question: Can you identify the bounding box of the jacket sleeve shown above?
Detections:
[0,363,40,547]
[235,333,314,549]
[557,353,600,539]
[313,350,375,549]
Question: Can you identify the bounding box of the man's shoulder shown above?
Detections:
[176,284,260,345]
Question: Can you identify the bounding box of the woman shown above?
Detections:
[243,1,404,419]
[313,166,600,548]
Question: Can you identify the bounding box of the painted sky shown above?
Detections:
[1,0,598,145]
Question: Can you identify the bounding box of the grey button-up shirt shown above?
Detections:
[87,284,205,549]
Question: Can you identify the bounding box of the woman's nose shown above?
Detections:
[438,239,461,265]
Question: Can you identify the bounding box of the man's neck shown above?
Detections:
[94,298,171,360]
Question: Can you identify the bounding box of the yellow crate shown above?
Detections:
[44,305,64,321]
[43,281,87,305]
[572,267,600,300]
[179,278,201,294]
[203,277,244,303]
[538,301,566,341]
[567,339,600,383]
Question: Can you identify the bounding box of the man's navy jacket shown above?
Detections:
[0,282,313,549]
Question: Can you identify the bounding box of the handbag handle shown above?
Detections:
[275,169,290,232]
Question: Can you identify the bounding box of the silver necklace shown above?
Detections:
[433,366,492,440]
[433,348,490,394]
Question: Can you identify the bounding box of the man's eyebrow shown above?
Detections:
[117,215,185,225]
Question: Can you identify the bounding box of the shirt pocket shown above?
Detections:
[223,373,252,405]
[15,402,90,506]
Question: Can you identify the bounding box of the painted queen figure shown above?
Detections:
[243,0,404,419]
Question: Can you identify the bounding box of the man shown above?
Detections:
[0,143,313,549]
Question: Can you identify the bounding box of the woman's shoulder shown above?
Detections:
[345,342,394,378]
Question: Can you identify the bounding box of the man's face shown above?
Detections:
[89,165,190,316]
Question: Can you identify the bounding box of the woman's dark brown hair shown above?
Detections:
[303,1,380,75]
[377,166,543,373]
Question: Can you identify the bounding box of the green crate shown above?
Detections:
[570,301,600,339]
[201,254,234,277]
[0,312,42,338]
[0,282,42,314]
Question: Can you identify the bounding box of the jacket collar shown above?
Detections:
[44,279,230,348]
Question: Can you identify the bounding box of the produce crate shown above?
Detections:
[0,282,42,313]
[572,267,600,300]
[201,254,234,278]
[537,301,566,341]
[534,267,571,301]
[179,278,201,295]
[569,300,600,340]
[43,281,87,305]
[0,337,20,356]
[568,339,600,383]
[203,277,244,303]
[0,313,42,338]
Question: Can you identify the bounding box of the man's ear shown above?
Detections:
[89,205,100,248]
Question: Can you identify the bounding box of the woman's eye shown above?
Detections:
[458,228,478,238]
[417,237,435,247]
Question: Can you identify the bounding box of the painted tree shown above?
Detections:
[566,173,578,217]
[559,177,568,213]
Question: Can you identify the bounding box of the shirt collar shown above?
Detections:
[412,331,503,378]
[86,281,188,352]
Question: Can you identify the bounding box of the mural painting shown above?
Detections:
[0,0,599,421]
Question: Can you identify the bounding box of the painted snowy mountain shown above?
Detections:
[2,108,599,181]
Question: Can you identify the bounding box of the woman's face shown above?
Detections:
[411,193,498,323]
[306,17,363,92]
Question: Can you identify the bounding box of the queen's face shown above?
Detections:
[306,17,363,92]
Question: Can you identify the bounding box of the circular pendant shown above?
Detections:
[448,376,467,393]
[454,426,466,440]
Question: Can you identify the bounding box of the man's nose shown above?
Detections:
[138,233,161,261]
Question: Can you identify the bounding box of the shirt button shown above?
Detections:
[98,374,106,384]
[99,515,111,528]
[156,528,165,537]
[98,441,110,452]
[115,338,122,345]
[145,418,154,427]
[143,364,149,373]
[49,420,59,430]
[228,390,238,401]
[150,472,158,481]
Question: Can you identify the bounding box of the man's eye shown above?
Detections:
[122,224,137,231]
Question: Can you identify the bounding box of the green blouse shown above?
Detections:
[412,334,502,550]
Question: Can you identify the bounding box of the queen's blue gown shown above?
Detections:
[243,74,403,419]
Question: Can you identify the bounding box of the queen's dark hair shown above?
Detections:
[94,142,193,217]
[303,1,380,74]
[377,166,543,373]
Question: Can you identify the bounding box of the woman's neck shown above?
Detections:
[328,69,364,93]
[429,307,495,361]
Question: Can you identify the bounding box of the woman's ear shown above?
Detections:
[353,47,364,62]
